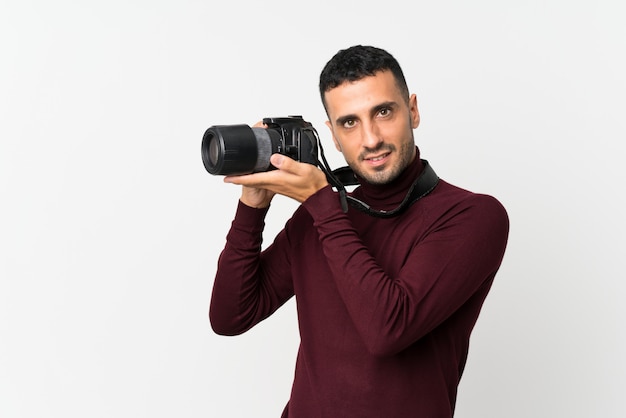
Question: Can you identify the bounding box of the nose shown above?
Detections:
[361,121,383,150]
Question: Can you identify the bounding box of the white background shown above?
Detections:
[1,0,625,417]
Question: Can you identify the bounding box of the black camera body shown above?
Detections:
[201,115,318,176]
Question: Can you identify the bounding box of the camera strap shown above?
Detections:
[327,159,439,218]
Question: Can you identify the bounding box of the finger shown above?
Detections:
[272,154,323,181]
[224,170,282,187]
[270,154,309,175]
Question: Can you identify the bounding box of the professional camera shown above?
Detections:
[201,116,319,176]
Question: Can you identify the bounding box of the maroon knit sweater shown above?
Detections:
[209,149,509,417]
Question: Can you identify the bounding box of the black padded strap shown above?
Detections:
[330,159,439,218]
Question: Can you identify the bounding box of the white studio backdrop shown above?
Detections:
[1,0,624,417]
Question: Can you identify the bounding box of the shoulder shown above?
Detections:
[430,180,506,213]
[422,179,509,236]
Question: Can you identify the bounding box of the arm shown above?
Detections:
[303,187,510,356]
[209,152,328,335]
[208,202,294,335]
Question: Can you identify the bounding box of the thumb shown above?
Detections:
[271,153,285,168]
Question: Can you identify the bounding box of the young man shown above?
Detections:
[209,45,509,417]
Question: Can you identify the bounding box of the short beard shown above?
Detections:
[351,138,416,185]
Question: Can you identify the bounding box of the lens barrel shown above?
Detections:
[201,125,280,175]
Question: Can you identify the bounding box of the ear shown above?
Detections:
[325,120,343,152]
[409,94,420,129]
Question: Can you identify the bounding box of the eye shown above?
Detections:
[378,107,391,117]
[342,119,357,129]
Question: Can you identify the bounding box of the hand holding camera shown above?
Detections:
[224,153,329,205]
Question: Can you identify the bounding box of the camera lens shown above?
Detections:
[201,124,281,175]
[208,134,220,166]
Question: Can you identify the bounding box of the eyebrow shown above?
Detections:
[334,101,399,126]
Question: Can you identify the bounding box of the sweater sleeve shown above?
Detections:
[303,185,509,356]
[209,201,295,335]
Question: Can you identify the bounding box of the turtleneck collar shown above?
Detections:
[351,146,424,211]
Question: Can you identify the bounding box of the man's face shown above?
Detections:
[324,70,420,185]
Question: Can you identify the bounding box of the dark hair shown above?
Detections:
[319,45,409,110]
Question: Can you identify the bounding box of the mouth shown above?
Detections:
[363,152,391,167]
